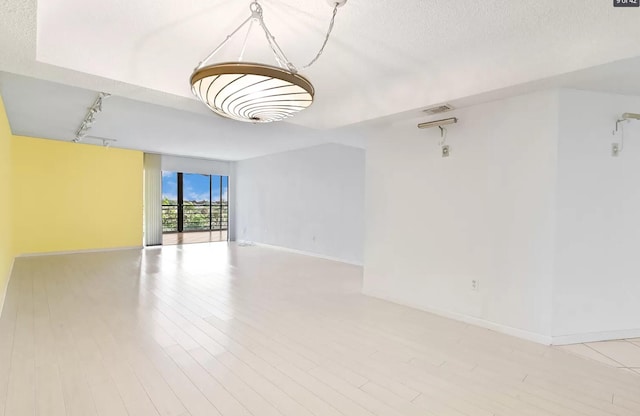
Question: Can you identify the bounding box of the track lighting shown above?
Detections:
[74,136,117,148]
[73,92,110,142]
[100,138,116,148]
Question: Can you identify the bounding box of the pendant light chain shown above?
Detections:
[191,0,344,123]
[253,0,342,71]
[197,0,343,73]
[251,1,298,73]
[238,18,255,61]
[302,2,340,69]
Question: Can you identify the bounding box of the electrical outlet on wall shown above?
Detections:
[471,280,479,291]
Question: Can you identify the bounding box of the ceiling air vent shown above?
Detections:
[423,104,454,115]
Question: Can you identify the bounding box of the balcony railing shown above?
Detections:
[162,203,228,233]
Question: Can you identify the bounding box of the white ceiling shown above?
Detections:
[1,0,640,159]
[0,72,368,160]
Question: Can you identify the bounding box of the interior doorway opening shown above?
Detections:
[161,171,229,245]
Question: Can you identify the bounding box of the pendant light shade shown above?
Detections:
[190,0,345,124]
[191,62,314,123]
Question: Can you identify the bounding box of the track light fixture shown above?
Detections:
[73,92,110,143]
[100,138,116,148]
[191,0,347,123]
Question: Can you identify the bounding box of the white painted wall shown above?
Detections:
[161,154,230,176]
[553,89,640,343]
[363,91,559,343]
[235,143,365,265]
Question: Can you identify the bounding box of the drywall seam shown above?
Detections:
[363,288,553,345]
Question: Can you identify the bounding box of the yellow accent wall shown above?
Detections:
[11,136,143,255]
[0,97,13,304]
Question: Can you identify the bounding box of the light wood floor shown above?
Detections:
[163,231,228,245]
[560,340,640,375]
[1,243,639,416]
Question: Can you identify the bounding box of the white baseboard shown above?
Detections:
[0,258,15,318]
[551,328,640,345]
[362,288,553,345]
[237,241,363,267]
[361,288,640,346]
[17,246,143,258]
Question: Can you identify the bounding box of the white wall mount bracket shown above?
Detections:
[611,113,640,157]
[418,117,458,158]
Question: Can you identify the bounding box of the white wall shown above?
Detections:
[161,154,230,176]
[235,143,365,265]
[364,91,559,343]
[553,90,640,343]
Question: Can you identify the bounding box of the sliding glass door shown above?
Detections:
[162,172,228,234]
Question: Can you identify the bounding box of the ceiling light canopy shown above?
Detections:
[190,0,346,124]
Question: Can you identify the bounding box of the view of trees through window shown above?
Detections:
[162,172,229,233]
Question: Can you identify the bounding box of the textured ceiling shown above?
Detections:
[1,0,640,159]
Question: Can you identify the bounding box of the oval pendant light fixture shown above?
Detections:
[190,1,346,123]
[191,63,314,124]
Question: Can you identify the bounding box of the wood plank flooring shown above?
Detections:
[1,243,639,416]
[560,341,640,375]
[163,231,228,246]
